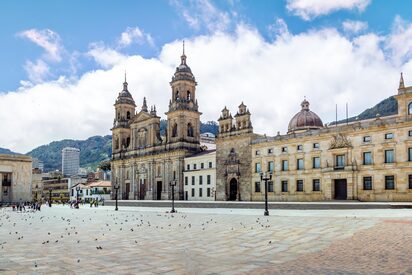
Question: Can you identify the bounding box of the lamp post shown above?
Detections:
[260,171,272,216]
[48,189,52,207]
[76,186,81,209]
[114,180,120,211]
[170,180,176,213]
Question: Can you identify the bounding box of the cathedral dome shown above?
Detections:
[115,79,136,106]
[288,99,323,133]
[171,43,196,83]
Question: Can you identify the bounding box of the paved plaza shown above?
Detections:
[0,205,412,274]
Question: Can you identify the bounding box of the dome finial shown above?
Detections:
[301,97,309,110]
[399,72,405,89]
[181,40,187,65]
[123,71,128,91]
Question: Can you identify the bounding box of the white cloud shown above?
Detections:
[268,18,290,40]
[23,59,50,83]
[2,18,412,153]
[385,15,412,65]
[171,0,231,32]
[342,20,368,34]
[118,27,154,48]
[287,0,371,21]
[17,29,63,62]
[87,43,127,68]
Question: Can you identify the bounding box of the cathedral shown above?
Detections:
[111,46,201,200]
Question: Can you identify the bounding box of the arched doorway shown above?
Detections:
[229,178,238,201]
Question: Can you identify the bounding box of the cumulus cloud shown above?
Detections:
[287,0,371,20]
[268,18,290,40]
[170,0,231,32]
[342,20,368,34]
[23,59,50,83]
[118,27,154,48]
[2,18,412,153]
[17,29,63,62]
[87,42,127,68]
[385,15,412,65]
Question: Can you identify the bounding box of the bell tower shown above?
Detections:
[112,74,136,153]
[395,73,412,120]
[166,42,201,151]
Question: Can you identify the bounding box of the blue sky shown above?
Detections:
[1,0,412,152]
[1,0,411,91]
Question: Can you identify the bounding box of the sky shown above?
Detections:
[1,0,412,153]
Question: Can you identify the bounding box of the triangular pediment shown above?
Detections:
[131,111,152,123]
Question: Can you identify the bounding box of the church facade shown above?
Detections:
[111,48,201,200]
[216,74,412,202]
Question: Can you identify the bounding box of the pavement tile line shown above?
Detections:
[0,207,410,274]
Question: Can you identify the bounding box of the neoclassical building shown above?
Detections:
[111,47,202,200]
[216,74,412,201]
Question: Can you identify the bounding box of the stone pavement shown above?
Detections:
[0,205,411,274]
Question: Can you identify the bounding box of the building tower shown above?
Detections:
[112,74,136,153]
[166,42,201,152]
[62,147,80,176]
[395,73,412,119]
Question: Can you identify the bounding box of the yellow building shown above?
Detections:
[216,74,412,201]
[111,46,202,200]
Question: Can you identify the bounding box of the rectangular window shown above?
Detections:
[385,175,395,190]
[207,188,211,197]
[409,175,412,189]
[268,148,273,154]
[191,176,195,185]
[312,179,320,191]
[255,150,260,156]
[209,162,212,168]
[282,160,289,171]
[207,175,211,185]
[313,157,320,169]
[363,176,372,190]
[335,155,345,168]
[297,145,303,151]
[185,177,188,185]
[296,180,304,192]
[199,188,202,197]
[281,180,288,192]
[385,149,394,163]
[255,182,261,192]
[187,164,190,170]
[409,130,412,137]
[199,175,203,185]
[385,133,394,139]
[268,181,274,192]
[281,147,288,153]
[313,143,320,149]
[409,148,412,162]
[191,188,195,197]
[268,161,274,172]
[201,163,204,169]
[297,159,304,170]
[363,136,371,143]
[363,152,372,165]
[194,164,197,170]
[255,163,261,173]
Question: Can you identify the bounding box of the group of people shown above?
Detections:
[11,201,42,212]
[68,197,104,209]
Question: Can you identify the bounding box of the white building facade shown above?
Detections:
[183,150,216,201]
[62,147,80,176]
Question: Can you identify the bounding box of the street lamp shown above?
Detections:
[170,180,177,213]
[48,189,52,207]
[114,180,120,211]
[260,171,272,216]
[76,186,81,209]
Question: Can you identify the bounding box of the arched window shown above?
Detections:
[172,123,178,137]
[117,112,120,120]
[115,138,119,149]
[126,111,131,119]
[409,102,412,115]
[187,123,194,137]
[175,91,180,100]
[187,91,191,100]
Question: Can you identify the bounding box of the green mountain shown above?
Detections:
[25,121,219,172]
[331,96,397,125]
[0,148,20,155]
[27,135,112,172]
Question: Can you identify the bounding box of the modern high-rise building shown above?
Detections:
[62,147,80,176]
